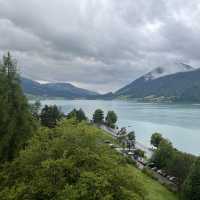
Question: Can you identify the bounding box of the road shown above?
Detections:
[100,125,153,159]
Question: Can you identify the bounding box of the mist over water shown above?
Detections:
[40,100,200,155]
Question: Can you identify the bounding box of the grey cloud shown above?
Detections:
[0,0,200,93]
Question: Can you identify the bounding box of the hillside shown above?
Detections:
[116,64,200,102]
[0,119,178,200]
[21,77,98,99]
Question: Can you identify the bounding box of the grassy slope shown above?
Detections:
[127,166,178,200]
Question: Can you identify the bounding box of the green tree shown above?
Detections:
[0,52,35,161]
[30,100,41,119]
[182,157,200,200]
[93,109,104,124]
[67,108,87,122]
[151,132,163,148]
[166,151,195,189]
[127,131,135,150]
[67,109,77,119]
[105,111,117,128]
[151,134,196,191]
[151,139,174,169]
[40,105,63,128]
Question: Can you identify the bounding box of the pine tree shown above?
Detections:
[0,52,35,161]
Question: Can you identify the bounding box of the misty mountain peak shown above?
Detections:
[144,63,194,81]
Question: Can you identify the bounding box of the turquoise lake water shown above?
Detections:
[40,100,200,155]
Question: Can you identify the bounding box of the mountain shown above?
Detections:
[87,92,115,100]
[21,77,99,99]
[116,63,200,102]
[143,63,193,81]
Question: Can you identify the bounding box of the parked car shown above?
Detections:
[161,171,167,177]
[152,167,158,171]
[169,176,177,183]
[166,175,171,179]
[147,162,155,168]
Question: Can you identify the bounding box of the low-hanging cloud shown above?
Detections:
[0,0,200,93]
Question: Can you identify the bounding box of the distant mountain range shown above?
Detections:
[21,77,99,99]
[115,63,200,102]
[21,63,200,102]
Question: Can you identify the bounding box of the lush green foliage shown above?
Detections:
[93,109,104,124]
[67,108,87,122]
[40,105,63,128]
[168,151,195,188]
[152,136,196,189]
[150,133,163,148]
[152,140,174,169]
[0,120,147,200]
[0,53,35,161]
[182,157,200,200]
[105,111,117,128]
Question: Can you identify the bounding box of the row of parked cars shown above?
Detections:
[147,162,177,183]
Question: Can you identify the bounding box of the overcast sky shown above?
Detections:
[0,0,200,93]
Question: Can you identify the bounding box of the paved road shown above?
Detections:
[100,125,153,159]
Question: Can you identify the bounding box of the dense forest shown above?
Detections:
[0,53,199,200]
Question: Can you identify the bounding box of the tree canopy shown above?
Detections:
[150,133,163,148]
[0,52,35,161]
[67,108,87,122]
[105,111,117,128]
[40,105,63,128]
[93,109,104,124]
[151,134,196,190]
[0,119,146,200]
[182,157,200,200]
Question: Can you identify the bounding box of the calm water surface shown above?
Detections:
[40,100,200,155]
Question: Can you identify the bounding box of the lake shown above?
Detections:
[39,100,200,155]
